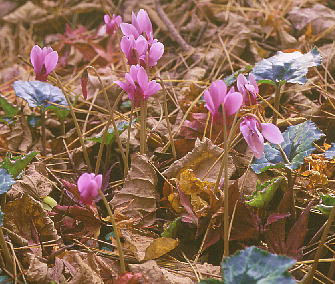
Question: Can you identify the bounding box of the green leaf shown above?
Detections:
[198,279,224,284]
[252,48,321,85]
[13,81,68,110]
[161,217,181,238]
[0,151,38,178]
[87,120,135,145]
[0,169,15,195]
[0,94,19,118]
[222,246,296,284]
[251,121,324,174]
[49,105,70,120]
[324,143,335,159]
[245,177,284,208]
[315,194,335,215]
[42,196,58,211]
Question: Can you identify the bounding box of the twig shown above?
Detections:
[154,0,194,52]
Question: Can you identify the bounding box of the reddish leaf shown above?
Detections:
[178,188,199,226]
[264,213,291,228]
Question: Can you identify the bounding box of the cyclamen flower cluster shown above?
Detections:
[104,14,122,35]
[119,9,164,68]
[204,77,283,158]
[77,173,102,205]
[113,9,162,105]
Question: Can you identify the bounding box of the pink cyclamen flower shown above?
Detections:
[204,80,243,121]
[237,73,259,105]
[104,14,122,35]
[120,9,153,42]
[30,45,58,81]
[240,115,284,158]
[120,35,148,65]
[115,65,161,106]
[140,40,164,67]
[77,173,102,205]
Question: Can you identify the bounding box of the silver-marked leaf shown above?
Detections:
[251,121,324,174]
[13,81,68,109]
[252,48,321,84]
[222,246,296,284]
[245,177,284,208]
[0,168,15,194]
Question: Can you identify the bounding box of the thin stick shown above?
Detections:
[125,106,134,176]
[0,227,13,274]
[160,78,176,159]
[140,100,147,155]
[272,83,282,125]
[98,189,126,273]
[302,204,335,284]
[54,74,92,172]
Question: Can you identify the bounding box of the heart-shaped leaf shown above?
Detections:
[0,168,15,195]
[315,194,335,215]
[252,48,321,84]
[245,177,284,208]
[251,121,324,174]
[1,151,38,178]
[222,246,296,284]
[13,81,68,110]
[324,143,335,159]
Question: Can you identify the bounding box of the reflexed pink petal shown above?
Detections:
[148,41,164,66]
[131,11,141,32]
[77,173,92,192]
[204,90,216,116]
[145,81,161,97]
[240,117,265,158]
[135,35,148,56]
[137,66,149,90]
[137,9,152,36]
[44,51,58,74]
[30,45,43,74]
[120,23,139,38]
[115,15,122,25]
[104,14,110,24]
[223,91,243,116]
[114,80,130,93]
[248,73,259,93]
[42,47,53,57]
[94,174,102,190]
[261,123,284,144]
[209,80,226,110]
[125,73,136,88]
[120,36,132,57]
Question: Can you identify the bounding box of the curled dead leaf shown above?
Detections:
[144,237,178,260]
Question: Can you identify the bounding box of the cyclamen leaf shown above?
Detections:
[1,151,38,178]
[0,169,15,195]
[315,194,335,215]
[252,48,321,84]
[324,143,335,159]
[222,246,296,284]
[13,81,68,109]
[251,121,325,174]
[0,94,19,118]
[245,177,284,208]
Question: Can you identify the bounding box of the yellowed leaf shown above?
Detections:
[144,237,178,260]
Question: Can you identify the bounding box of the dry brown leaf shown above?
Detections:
[5,117,33,152]
[163,138,235,183]
[2,1,47,24]
[3,194,59,254]
[288,4,335,40]
[67,253,104,284]
[8,163,53,200]
[110,154,158,227]
[129,260,193,284]
[144,237,178,260]
[26,253,50,283]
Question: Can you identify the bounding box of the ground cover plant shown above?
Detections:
[1,0,335,283]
